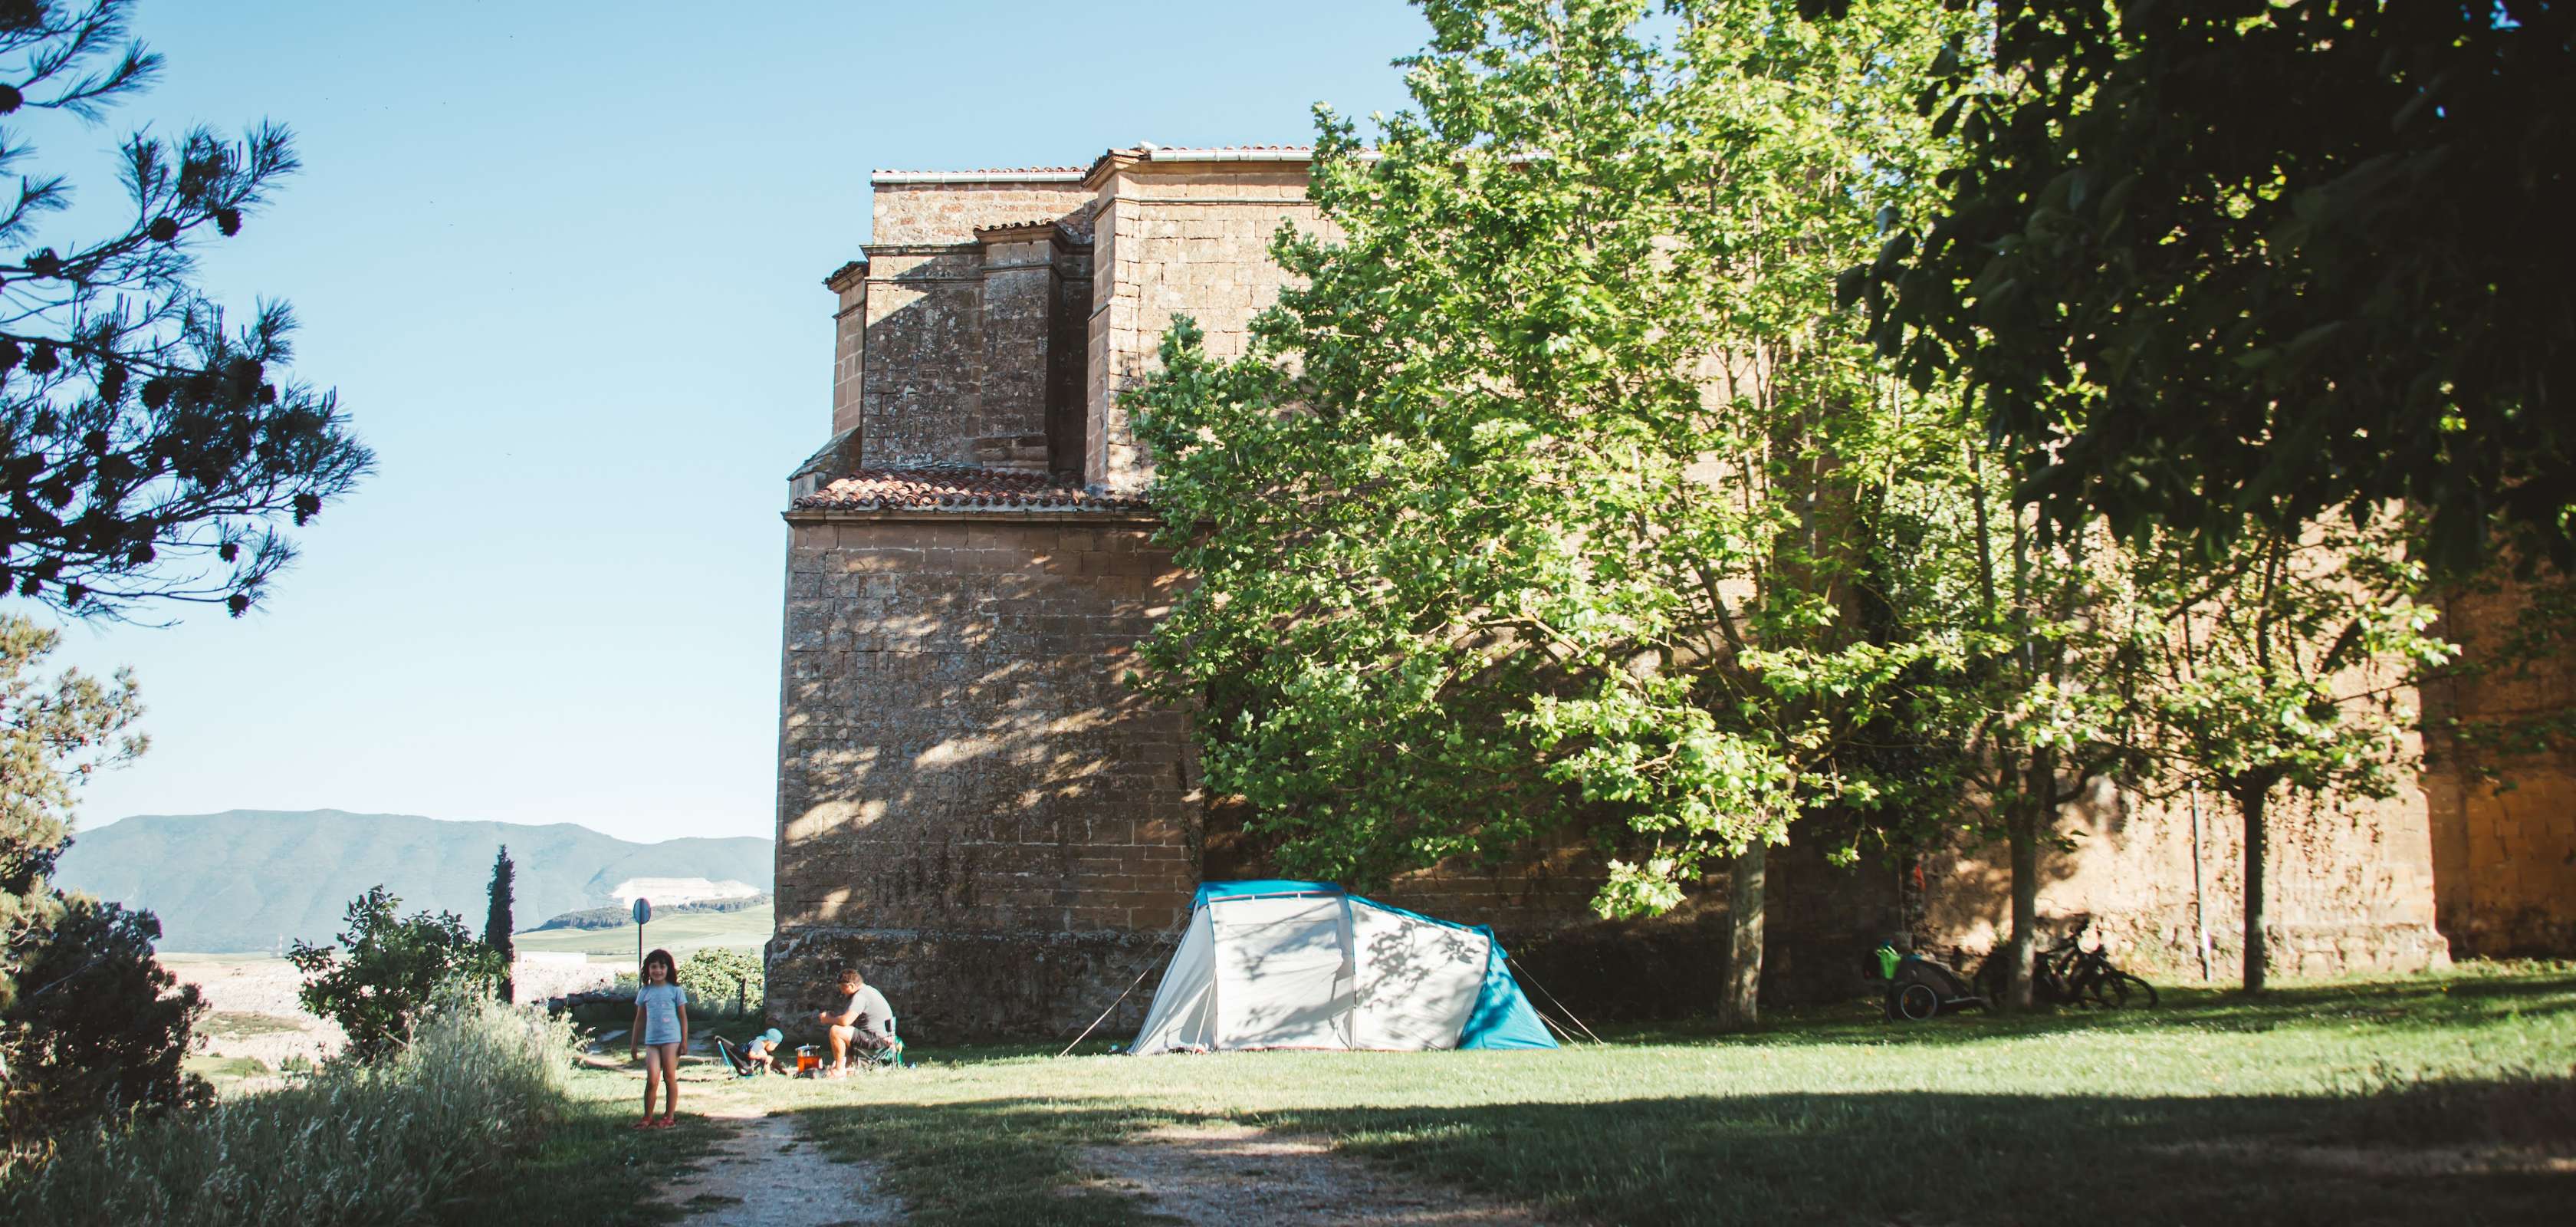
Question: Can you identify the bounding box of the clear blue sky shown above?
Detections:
[42,0,1429,844]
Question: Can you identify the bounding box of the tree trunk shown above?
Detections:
[1720,840,1766,1028]
[2003,749,2055,1012]
[2006,803,2039,1010]
[2239,784,2269,993]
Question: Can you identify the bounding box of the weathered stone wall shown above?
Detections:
[1046,236,1094,479]
[827,262,867,439]
[770,511,1198,1038]
[853,245,987,469]
[845,176,1099,471]
[2426,576,2576,956]
[1085,162,1322,491]
[869,179,1093,245]
[1915,778,2450,985]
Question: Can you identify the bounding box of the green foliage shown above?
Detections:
[0,0,370,618]
[2121,516,2452,808]
[288,887,501,1063]
[0,613,195,1147]
[680,946,763,1016]
[1850,0,2574,577]
[1130,0,1972,923]
[0,615,141,1012]
[1,895,209,1147]
[484,845,514,1003]
[0,990,578,1225]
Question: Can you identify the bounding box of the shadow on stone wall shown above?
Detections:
[770,515,1198,1042]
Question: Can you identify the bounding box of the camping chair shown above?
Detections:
[712,1035,783,1077]
[860,1016,905,1069]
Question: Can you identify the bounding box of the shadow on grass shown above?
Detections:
[794,1078,2574,1227]
[433,1080,731,1227]
[1607,968,2576,1050]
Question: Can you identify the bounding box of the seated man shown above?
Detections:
[715,1028,787,1077]
[815,966,897,1075]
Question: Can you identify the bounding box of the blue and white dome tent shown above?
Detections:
[1126,880,1559,1053]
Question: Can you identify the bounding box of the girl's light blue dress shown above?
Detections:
[637,983,686,1045]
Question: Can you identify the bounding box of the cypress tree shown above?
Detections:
[484,845,515,1004]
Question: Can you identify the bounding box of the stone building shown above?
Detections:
[770,144,2568,1039]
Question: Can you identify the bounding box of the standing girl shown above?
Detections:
[629,948,688,1128]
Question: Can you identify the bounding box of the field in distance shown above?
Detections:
[511,903,771,957]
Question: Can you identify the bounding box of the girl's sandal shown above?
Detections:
[630,1117,657,1131]
[656,1114,678,1129]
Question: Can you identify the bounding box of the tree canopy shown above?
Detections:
[1132,0,1970,1021]
[0,612,138,1012]
[1848,0,2573,577]
[0,0,370,620]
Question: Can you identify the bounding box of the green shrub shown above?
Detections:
[680,947,762,1018]
[2,896,209,1147]
[289,886,501,1062]
[0,991,575,1225]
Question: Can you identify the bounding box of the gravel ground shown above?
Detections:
[657,1102,904,1226]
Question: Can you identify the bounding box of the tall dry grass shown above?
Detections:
[0,991,575,1225]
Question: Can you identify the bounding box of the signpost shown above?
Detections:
[633,896,652,979]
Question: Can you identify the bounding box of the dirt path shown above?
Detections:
[659,1097,905,1226]
[1078,1122,1554,1226]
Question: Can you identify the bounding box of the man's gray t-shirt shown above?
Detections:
[836,984,894,1041]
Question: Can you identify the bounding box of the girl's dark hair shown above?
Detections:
[644,948,678,985]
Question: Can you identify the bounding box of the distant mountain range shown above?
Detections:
[52,810,772,954]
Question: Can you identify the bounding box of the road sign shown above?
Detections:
[632,897,652,926]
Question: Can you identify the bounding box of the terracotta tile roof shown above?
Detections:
[795,467,1151,513]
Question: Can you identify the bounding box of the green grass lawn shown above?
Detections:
[511,906,772,958]
[682,963,2574,1226]
[423,1062,729,1227]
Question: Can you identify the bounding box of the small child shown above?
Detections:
[629,948,688,1129]
[718,1028,787,1077]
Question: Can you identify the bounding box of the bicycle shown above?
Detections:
[2054,919,2159,1009]
[1972,919,2159,1009]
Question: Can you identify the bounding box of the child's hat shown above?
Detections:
[761,1028,784,1044]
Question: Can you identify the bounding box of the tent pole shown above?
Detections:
[1057,947,1172,1058]
[1510,957,1605,1044]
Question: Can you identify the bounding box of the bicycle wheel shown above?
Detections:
[2111,972,2158,1009]
[2082,972,2128,1009]
[1893,982,1942,1021]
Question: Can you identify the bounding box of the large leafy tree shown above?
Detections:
[1848,0,2572,577]
[1875,439,2143,1008]
[2117,515,2450,990]
[1132,0,1965,1024]
[0,0,369,620]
